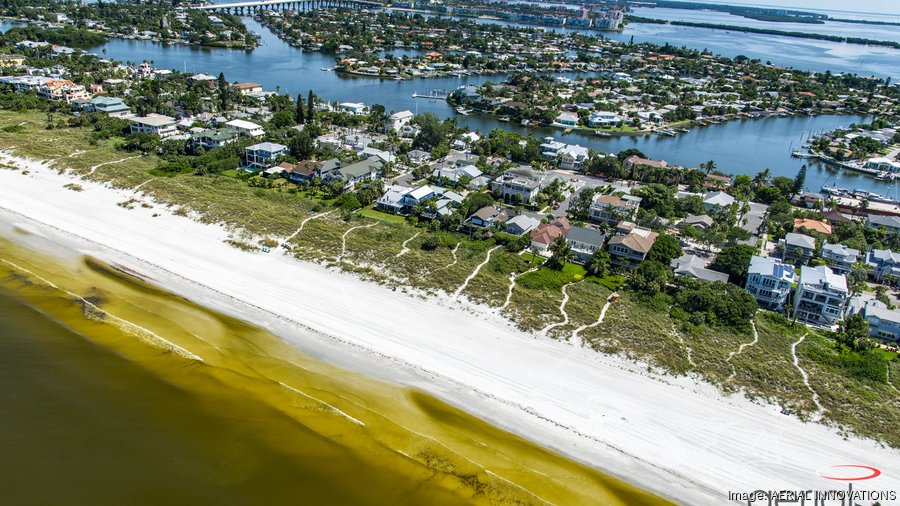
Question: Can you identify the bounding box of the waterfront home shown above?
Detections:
[865,157,900,174]
[745,255,796,311]
[793,218,832,236]
[623,155,667,172]
[607,227,658,269]
[36,79,89,103]
[866,248,900,284]
[190,128,238,152]
[469,206,512,229]
[557,144,589,171]
[322,157,382,189]
[539,137,566,161]
[225,119,265,137]
[779,232,816,266]
[791,192,824,209]
[232,82,263,95]
[129,114,178,138]
[376,184,435,214]
[702,190,736,213]
[74,96,132,117]
[846,294,900,342]
[505,215,541,236]
[244,142,288,171]
[819,242,860,275]
[589,193,641,225]
[278,160,321,183]
[554,112,579,127]
[567,226,606,264]
[588,111,625,128]
[670,254,729,283]
[386,110,414,132]
[866,214,900,237]
[50,45,76,57]
[530,217,571,254]
[793,265,849,329]
[338,102,369,115]
[680,214,713,230]
[494,167,546,204]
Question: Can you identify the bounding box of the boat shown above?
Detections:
[520,119,531,126]
[791,151,812,158]
[320,67,332,71]
[676,128,690,133]
[563,127,573,134]
[659,129,676,137]
[499,117,511,122]
[455,107,470,116]
[595,131,611,137]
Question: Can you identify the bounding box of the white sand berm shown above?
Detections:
[1,153,898,505]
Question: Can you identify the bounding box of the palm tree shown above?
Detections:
[752,168,770,189]
[701,160,717,174]
[548,236,573,269]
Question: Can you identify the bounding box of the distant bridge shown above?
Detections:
[193,0,383,14]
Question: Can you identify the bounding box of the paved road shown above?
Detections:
[739,201,768,247]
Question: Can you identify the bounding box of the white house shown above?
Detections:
[244,142,288,171]
[339,102,369,115]
[129,114,177,138]
[793,265,849,328]
[225,119,265,137]
[703,190,735,212]
[385,110,414,132]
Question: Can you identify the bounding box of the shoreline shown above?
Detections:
[0,153,898,504]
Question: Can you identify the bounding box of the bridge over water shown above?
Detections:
[193,0,383,14]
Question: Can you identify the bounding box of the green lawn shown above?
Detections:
[358,206,407,224]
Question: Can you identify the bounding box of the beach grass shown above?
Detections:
[1,110,899,447]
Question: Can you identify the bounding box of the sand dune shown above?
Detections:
[0,153,897,505]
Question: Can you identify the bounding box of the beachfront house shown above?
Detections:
[76,96,132,117]
[129,114,178,138]
[779,232,816,266]
[793,265,849,328]
[744,256,796,310]
[819,242,860,275]
[670,254,729,283]
[530,217,571,254]
[278,160,322,183]
[225,119,265,137]
[607,227,658,269]
[589,194,642,225]
[322,157,382,189]
[846,295,900,342]
[469,206,512,229]
[567,226,606,264]
[190,128,238,152]
[865,248,900,284]
[244,142,288,171]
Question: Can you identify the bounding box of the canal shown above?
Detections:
[0,14,893,194]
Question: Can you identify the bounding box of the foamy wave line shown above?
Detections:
[277,381,366,426]
[1,258,203,362]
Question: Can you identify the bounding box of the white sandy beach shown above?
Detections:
[0,153,898,505]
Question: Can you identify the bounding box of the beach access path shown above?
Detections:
[0,155,898,505]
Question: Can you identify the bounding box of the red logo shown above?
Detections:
[817,465,881,481]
